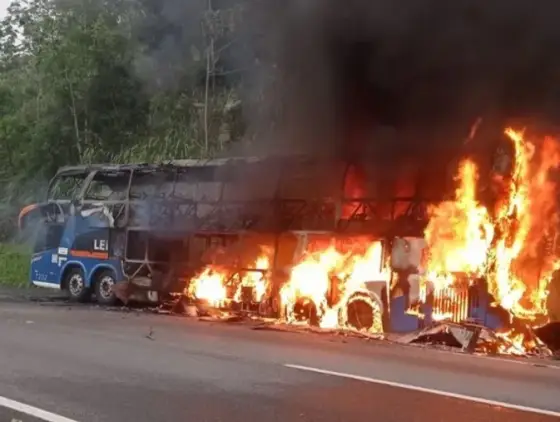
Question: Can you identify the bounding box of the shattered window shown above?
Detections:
[48,175,86,201]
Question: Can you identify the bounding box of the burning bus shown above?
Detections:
[18,156,441,328]
[18,127,560,339]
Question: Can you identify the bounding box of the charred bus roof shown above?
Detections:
[54,157,265,177]
[52,153,463,203]
[42,154,475,237]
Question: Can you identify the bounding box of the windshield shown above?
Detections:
[47,174,88,201]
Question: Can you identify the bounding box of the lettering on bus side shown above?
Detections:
[93,239,108,252]
[71,229,110,254]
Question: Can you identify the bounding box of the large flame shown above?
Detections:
[280,241,389,332]
[189,251,270,306]
[185,127,560,354]
[425,127,560,325]
[233,254,270,303]
[188,238,390,333]
[425,159,494,281]
[189,267,228,307]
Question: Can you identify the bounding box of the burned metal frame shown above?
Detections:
[47,158,437,238]
[36,157,441,304]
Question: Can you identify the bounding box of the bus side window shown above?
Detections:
[129,171,175,200]
[84,171,129,202]
[84,179,113,201]
[33,224,64,254]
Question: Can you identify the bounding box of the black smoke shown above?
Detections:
[246,0,560,159]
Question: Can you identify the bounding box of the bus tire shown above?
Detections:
[94,270,118,306]
[65,267,91,303]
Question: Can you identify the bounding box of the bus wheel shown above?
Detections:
[65,268,91,303]
[94,270,117,306]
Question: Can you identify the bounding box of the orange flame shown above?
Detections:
[189,267,228,307]
[185,126,560,355]
[280,241,389,332]
[233,254,270,303]
[189,249,271,306]
[425,159,494,285]
[425,127,560,334]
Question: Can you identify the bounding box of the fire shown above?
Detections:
[280,241,389,333]
[342,164,366,219]
[488,128,532,314]
[495,330,526,356]
[425,127,560,328]
[189,251,270,306]
[189,267,228,307]
[187,239,391,334]
[234,254,270,303]
[425,159,494,282]
[184,125,560,355]
[489,128,560,318]
[281,247,338,313]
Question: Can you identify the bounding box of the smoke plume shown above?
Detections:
[247,0,560,159]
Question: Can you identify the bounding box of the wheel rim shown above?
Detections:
[98,276,115,300]
[68,274,85,296]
